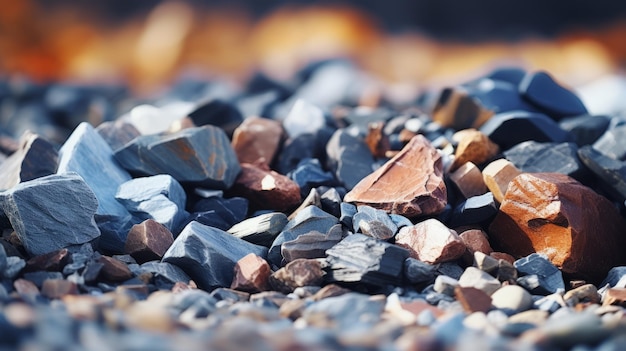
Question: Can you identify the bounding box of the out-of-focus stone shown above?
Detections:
[404,257,436,285]
[231,253,272,293]
[481,159,522,203]
[96,120,141,151]
[98,256,133,282]
[578,146,626,201]
[490,285,532,315]
[558,114,610,147]
[41,279,78,299]
[432,87,494,130]
[282,99,326,139]
[0,131,58,191]
[449,162,487,199]
[344,135,447,218]
[458,267,501,296]
[455,286,492,313]
[228,212,288,247]
[14,279,40,295]
[603,288,626,307]
[364,121,391,158]
[395,219,465,264]
[592,123,626,161]
[489,172,626,283]
[450,129,499,171]
[187,99,243,137]
[124,219,174,263]
[519,71,588,118]
[229,163,301,212]
[563,284,600,306]
[325,129,375,191]
[504,141,588,181]
[231,116,284,165]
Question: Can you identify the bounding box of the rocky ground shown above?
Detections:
[2,63,626,350]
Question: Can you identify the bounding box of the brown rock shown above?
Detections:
[269,258,325,293]
[25,248,69,272]
[231,253,272,293]
[490,252,515,265]
[125,301,176,333]
[455,286,492,313]
[279,299,306,320]
[603,288,626,306]
[230,163,301,212]
[41,279,78,299]
[449,162,487,199]
[231,116,284,166]
[563,284,600,306]
[450,129,499,171]
[459,229,493,255]
[98,256,133,282]
[310,284,351,301]
[395,219,466,264]
[344,135,447,218]
[432,88,494,130]
[0,131,58,191]
[14,279,40,295]
[482,159,522,203]
[489,172,626,283]
[364,121,390,158]
[125,219,174,263]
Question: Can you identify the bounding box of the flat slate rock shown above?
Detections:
[325,130,375,191]
[514,253,565,295]
[558,115,610,146]
[0,173,100,256]
[192,196,248,228]
[162,221,268,291]
[57,122,133,253]
[281,225,344,263]
[229,163,301,212]
[344,135,447,218]
[577,146,626,201]
[519,71,588,118]
[228,212,289,247]
[592,122,626,161]
[503,141,588,181]
[0,131,58,191]
[114,125,241,189]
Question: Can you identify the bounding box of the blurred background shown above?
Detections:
[1,0,626,93]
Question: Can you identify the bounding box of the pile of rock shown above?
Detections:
[1,63,626,350]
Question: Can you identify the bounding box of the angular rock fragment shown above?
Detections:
[189,196,248,231]
[187,99,243,137]
[450,129,499,171]
[0,173,100,256]
[320,188,342,217]
[458,267,501,296]
[578,145,626,200]
[231,253,272,293]
[403,257,436,285]
[519,71,588,118]
[96,120,141,151]
[432,87,494,130]
[455,286,492,313]
[364,121,391,158]
[231,116,283,165]
[281,225,343,263]
[25,249,69,272]
[98,256,133,282]
[114,126,241,189]
[514,253,565,294]
[395,219,465,264]
[0,131,58,191]
[503,141,588,181]
[344,135,447,218]
[229,163,301,212]
[449,162,487,199]
[339,202,357,229]
[163,221,268,290]
[352,205,398,236]
[459,229,493,255]
[490,285,532,315]
[558,114,610,146]
[489,173,626,282]
[326,129,375,190]
[591,123,626,160]
[125,219,174,263]
[139,261,191,288]
[228,212,288,247]
[269,258,325,293]
[448,192,498,227]
[481,159,522,203]
[287,158,339,197]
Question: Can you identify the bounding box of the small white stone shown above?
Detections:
[491,285,532,314]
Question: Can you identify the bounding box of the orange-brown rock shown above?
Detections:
[396,219,466,264]
[455,286,492,313]
[231,117,284,166]
[269,258,325,293]
[125,219,174,263]
[449,162,487,199]
[482,159,522,203]
[364,121,391,158]
[432,88,494,130]
[230,163,301,212]
[231,253,272,293]
[450,129,499,171]
[489,172,626,283]
[98,256,133,282]
[344,135,447,218]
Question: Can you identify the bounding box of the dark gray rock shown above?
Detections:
[436,262,465,280]
[352,205,398,236]
[192,196,248,226]
[592,122,626,160]
[320,188,342,218]
[390,214,413,229]
[503,141,588,181]
[0,131,58,191]
[558,115,610,146]
[480,111,571,151]
[95,120,141,151]
[188,99,243,137]
[325,233,409,287]
[281,224,344,262]
[140,261,192,289]
[57,122,132,253]
[162,221,267,290]
[448,192,498,227]
[287,158,339,197]
[404,257,436,285]
[578,145,626,200]
[325,130,375,191]
[519,71,588,118]
[600,266,626,288]
[114,126,241,189]
[339,202,357,230]
[228,212,289,247]
[0,173,100,256]
[3,256,25,279]
[276,134,319,175]
[515,253,564,295]
[467,79,537,114]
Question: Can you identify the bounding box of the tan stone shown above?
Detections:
[231,163,301,212]
[344,135,447,218]
[231,253,272,293]
[450,129,499,171]
[489,172,626,283]
[449,162,487,199]
[125,219,174,263]
[231,116,284,166]
[432,88,494,130]
[482,158,522,203]
[396,219,465,264]
[13,279,40,295]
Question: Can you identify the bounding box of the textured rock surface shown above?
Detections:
[503,141,588,181]
[432,87,494,130]
[230,253,272,293]
[578,145,626,200]
[231,116,284,165]
[449,162,487,199]
[0,131,58,191]
[481,159,522,203]
[450,129,499,170]
[281,226,343,263]
[592,123,626,161]
[228,212,288,247]
[489,173,626,282]
[519,71,588,118]
[269,258,325,293]
[515,253,565,294]
[0,173,100,256]
[229,163,301,212]
[395,219,465,264]
[325,129,375,190]
[96,120,141,151]
[124,219,174,263]
[344,135,447,217]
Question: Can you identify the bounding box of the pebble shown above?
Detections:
[458,267,502,296]
[448,192,498,227]
[558,114,610,146]
[591,122,626,160]
[449,162,487,199]
[455,286,492,313]
[404,257,437,285]
[282,99,326,139]
[490,285,533,315]
[269,258,325,293]
[395,218,466,264]
[578,145,626,201]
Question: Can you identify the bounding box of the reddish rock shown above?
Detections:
[449,162,487,199]
[25,248,69,272]
[231,116,284,166]
[450,129,499,171]
[310,284,351,301]
[344,135,447,218]
[459,229,493,255]
[269,259,325,293]
[490,252,515,265]
[395,219,466,264]
[125,219,174,263]
[455,286,492,313]
[41,279,78,299]
[432,88,494,130]
[231,253,272,293]
[489,172,626,283]
[230,163,301,212]
[364,121,391,158]
[482,159,522,203]
[98,256,133,282]
[14,279,40,295]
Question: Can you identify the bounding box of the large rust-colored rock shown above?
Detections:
[230,163,301,212]
[231,253,272,293]
[395,219,466,264]
[450,129,499,171]
[125,219,174,263]
[489,172,626,283]
[344,135,447,218]
[231,117,284,166]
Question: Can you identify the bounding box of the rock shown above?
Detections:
[481,158,522,203]
[228,212,288,247]
[276,134,320,175]
[496,259,518,282]
[601,267,626,288]
[319,188,342,218]
[325,233,409,287]
[287,158,339,197]
[602,288,626,306]
[514,253,565,294]
[230,253,272,293]
[563,284,600,306]
[114,126,241,189]
[269,258,325,293]
[57,122,132,253]
[479,111,571,151]
[14,278,40,296]
[302,292,386,331]
[288,188,321,221]
[467,78,536,114]
[449,162,487,199]
[352,205,398,236]
[187,99,243,137]
[139,261,191,288]
[455,286,492,313]
[489,173,626,282]
[229,163,301,212]
[0,173,100,256]
[473,251,499,275]
[162,221,268,290]
[578,145,626,200]
[448,192,498,227]
[450,129,499,171]
[124,219,174,263]
[339,202,357,229]
[365,121,391,158]
[325,129,375,190]
[0,244,6,274]
[98,256,133,282]
[432,87,494,130]
[403,257,436,285]
[127,103,192,135]
[192,196,248,228]
[116,174,187,232]
[485,67,526,85]
[459,229,492,255]
[281,225,343,262]
[0,131,58,191]
[519,71,588,118]
[458,267,501,295]
[395,219,465,264]
[558,114,610,146]
[434,275,459,296]
[503,141,588,181]
[593,122,626,161]
[231,116,284,165]
[41,279,78,299]
[490,285,532,315]
[96,120,141,151]
[282,99,326,139]
[25,249,69,273]
[344,135,447,218]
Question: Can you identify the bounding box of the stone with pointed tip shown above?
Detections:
[125,219,174,263]
[395,219,465,264]
[229,163,301,212]
[230,253,272,293]
[450,129,499,171]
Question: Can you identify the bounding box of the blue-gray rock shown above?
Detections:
[319,188,342,218]
[95,120,141,151]
[162,221,268,290]
[437,262,465,280]
[592,122,626,161]
[57,122,132,253]
[228,212,289,247]
[287,158,339,197]
[276,134,319,175]
[325,233,409,287]
[558,114,610,146]
[339,202,357,230]
[116,174,188,232]
[600,266,626,288]
[389,214,413,230]
[519,71,588,118]
[0,131,58,191]
[404,257,436,285]
[179,211,230,231]
[140,261,192,289]
[192,196,248,226]
[467,79,537,115]
[282,99,326,139]
[503,141,589,181]
[114,125,241,189]
[433,275,459,296]
[281,224,344,262]
[352,205,398,235]
[22,271,63,288]
[187,99,243,137]
[325,130,375,190]
[485,67,526,85]
[578,145,626,200]
[3,256,26,279]
[0,245,5,275]
[515,253,565,295]
[268,206,338,268]
[448,192,498,227]
[0,173,100,256]
[480,111,571,151]
[302,292,386,331]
